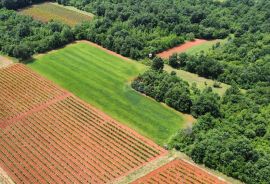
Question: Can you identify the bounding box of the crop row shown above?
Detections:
[0,64,166,183]
[132,159,228,184]
[0,64,67,122]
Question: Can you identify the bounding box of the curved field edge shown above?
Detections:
[28,42,187,145]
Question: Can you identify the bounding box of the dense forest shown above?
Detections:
[132,66,270,184]
[0,0,44,9]
[55,0,269,59]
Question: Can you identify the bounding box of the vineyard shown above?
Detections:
[0,64,167,183]
[19,3,93,26]
[132,159,228,184]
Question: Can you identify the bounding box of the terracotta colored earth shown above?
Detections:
[0,64,167,183]
[157,39,208,59]
[132,159,228,184]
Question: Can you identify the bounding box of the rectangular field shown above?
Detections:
[19,2,93,26]
[0,64,167,183]
[28,41,186,145]
[132,159,228,184]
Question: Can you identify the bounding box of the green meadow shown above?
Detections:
[28,42,186,145]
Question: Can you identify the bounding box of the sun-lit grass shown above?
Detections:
[164,65,230,96]
[19,2,93,26]
[28,42,186,145]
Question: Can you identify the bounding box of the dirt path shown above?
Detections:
[0,56,13,68]
[157,39,208,59]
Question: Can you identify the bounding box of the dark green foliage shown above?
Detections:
[0,9,74,60]
[0,0,45,10]
[132,70,220,116]
[169,84,270,184]
[151,57,164,71]
[191,88,221,118]
[56,0,269,60]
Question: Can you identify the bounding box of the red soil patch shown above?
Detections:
[157,39,208,59]
[132,159,228,184]
[0,64,167,183]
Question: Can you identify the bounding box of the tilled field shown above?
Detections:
[132,159,228,184]
[0,64,167,183]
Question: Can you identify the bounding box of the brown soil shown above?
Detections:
[157,39,208,59]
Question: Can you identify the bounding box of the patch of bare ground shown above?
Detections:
[157,39,208,59]
[0,56,13,68]
[0,167,14,184]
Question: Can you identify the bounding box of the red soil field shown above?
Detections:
[0,64,167,183]
[157,39,207,59]
[132,159,228,184]
[0,64,68,125]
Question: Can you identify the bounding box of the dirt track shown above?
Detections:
[157,39,207,59]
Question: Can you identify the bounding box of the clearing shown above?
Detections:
[164,65,230,96]
[19,2,93,26]
[157,39,207,59]
[0,64,167,183]
[28,41,186,145]
[185,39,227,55]
[157,38,227,58]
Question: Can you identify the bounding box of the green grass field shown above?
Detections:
[164,65,230,96]
[28,42,186,145]
[19,2,93,26]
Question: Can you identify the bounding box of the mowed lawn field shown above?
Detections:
[28,42,186,145]
[19,2,93,26]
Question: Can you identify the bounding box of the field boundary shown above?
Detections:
[0,92,70,129]
[157,39,208,59]
[78,40,132,62]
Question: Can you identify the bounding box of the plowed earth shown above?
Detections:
[157,39,207,59]
[132,159,228,184]
[0,64,167,183]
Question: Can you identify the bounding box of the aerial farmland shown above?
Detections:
[0,0,269,184]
